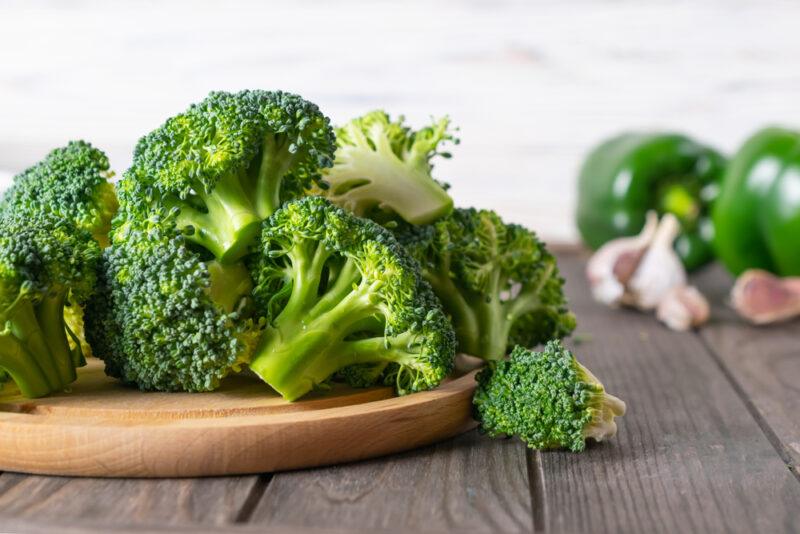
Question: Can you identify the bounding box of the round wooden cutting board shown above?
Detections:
[0,359,479,478]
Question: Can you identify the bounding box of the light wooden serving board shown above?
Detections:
[0,359,479,478]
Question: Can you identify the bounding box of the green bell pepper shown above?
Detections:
[713,127,800,276]
[576,132,726,270]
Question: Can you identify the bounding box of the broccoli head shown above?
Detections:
[84,211,262,392]
[473,342,626,452]
[126,90,336,263]
[318,111,456,225]
[0,212,100,398]
[0,140,118,248]
[248,196,455,401]
[396,208,575,360]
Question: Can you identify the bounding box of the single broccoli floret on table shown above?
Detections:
[126,90,336,263]
[0,140,118,248]
[396,208,575,360]
[317,111,456,225]
[473,341,626,452]
[0,212,100,398]
[84,210,262,392]
[247,196,455,401]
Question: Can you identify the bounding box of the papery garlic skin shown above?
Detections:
[625,214,686,310]
[731,269,800,324]
[656,285,710,331]
[586,211,659,306]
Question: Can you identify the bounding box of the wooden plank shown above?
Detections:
[693,263,800,471]
[0,515,398,534]
[248,430,533,533]
[0,473,264,528]
[536,252,800,533]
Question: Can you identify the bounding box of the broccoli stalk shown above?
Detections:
[396,208,575,360]
[173,168,262,264]
[473,341,626,452]
[320,111,456,225]
[248,196,455,401]
[128,90,336,264]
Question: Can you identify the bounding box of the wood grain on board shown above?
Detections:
[0,361,478,477]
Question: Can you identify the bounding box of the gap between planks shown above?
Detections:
[695,333,800,482]
[233,474,273,523]
[526,449,547,532]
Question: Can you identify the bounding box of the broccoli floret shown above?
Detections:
[247,196,455,401]
[318,111,456,225]
[126,90,336,263]
[396,208,575,360]
[0,212,100,398]
[0,140,118,359]
[473,342,626,452]
[84,212,262,392]
[0,140,118,248]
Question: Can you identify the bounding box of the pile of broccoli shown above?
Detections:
[0,89,624,452]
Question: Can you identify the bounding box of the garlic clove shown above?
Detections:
[626,213,686,310]
[731,269,800,324]
[656,285,710,331]
[586,211,659,306]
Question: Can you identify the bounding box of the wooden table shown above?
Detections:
[0,249,798,533]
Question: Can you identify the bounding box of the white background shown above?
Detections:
[1,0,799,243]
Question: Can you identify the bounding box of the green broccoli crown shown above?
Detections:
[319,110,456,225]
[0,212,100,398]
[84,213,260,392]
[0,140,118,247]
[124,90,335,263]
[395,207,575,360]
[248,195,455,400]
[473,342,626,452]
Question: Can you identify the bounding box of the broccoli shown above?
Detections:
[84,209,262,392]
[126,90,336,263]
[0,140,118,248]
[396,208,575,360]
[0,212,100,398]
[247,196,455,401]
[318,111,456,225]
[473,341,626,452]
[0,140,118,359]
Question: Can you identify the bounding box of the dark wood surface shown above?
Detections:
[1,250,798,534]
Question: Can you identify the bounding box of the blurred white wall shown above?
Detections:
[1,0,799,242]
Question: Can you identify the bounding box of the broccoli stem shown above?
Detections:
[36,291,77,386]
[176,169,261,264]
[250,276,378,400]
[8,298,64,392]
[423,265,480,355]
[205,260,254,313]
[0,334,53,398]
[253,135,295,219]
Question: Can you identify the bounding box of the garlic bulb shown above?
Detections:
[731,269,800,324]
[586,212,686,310]
[586,211,658,306]
[625,214,686,310]
[656,285,710,331]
